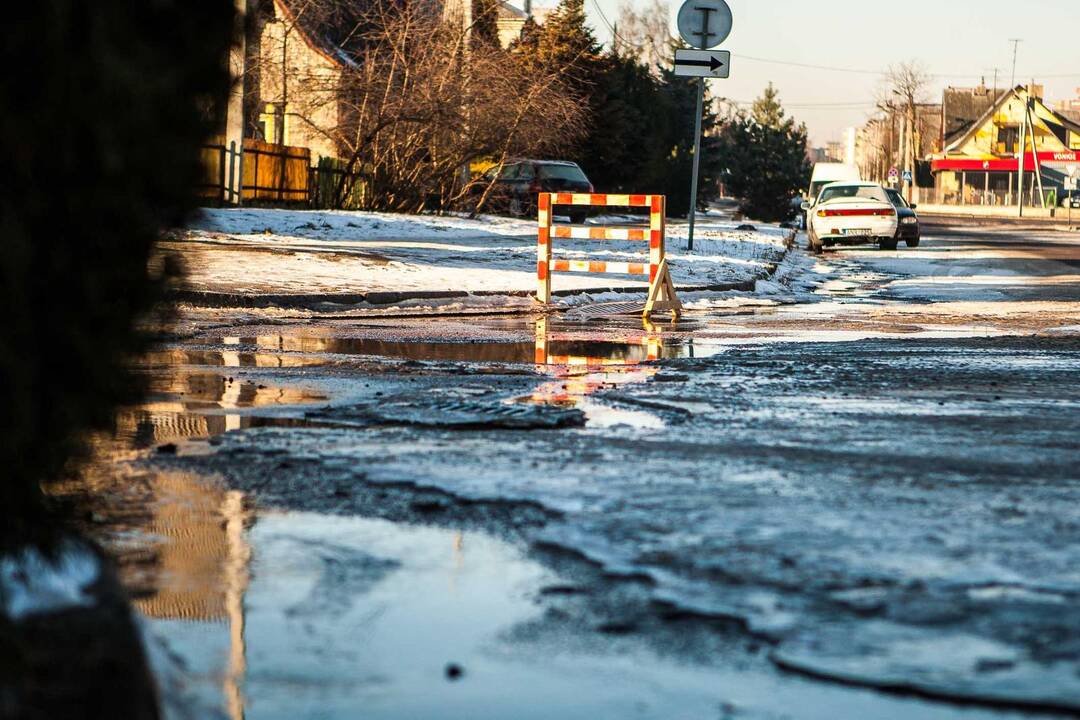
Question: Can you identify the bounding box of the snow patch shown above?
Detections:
[0,541,100,620]
[177,207,795,308]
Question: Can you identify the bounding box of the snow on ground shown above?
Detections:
[175,208,792,305]
[1,541,100,620]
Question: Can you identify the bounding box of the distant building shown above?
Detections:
[494,1,547,47]
[242,0,359,163]
[1055,87,1080,124]
[842,127,857,166]
[930,85,1080,205]
[851,103,941,184]
[808,144,844,164]
[941,84,1008,149]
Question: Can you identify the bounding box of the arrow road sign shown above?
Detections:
[673,49,731,79]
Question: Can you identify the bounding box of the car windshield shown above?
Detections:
[819,185,889,204]
[885,189,909,208]
[537,164,588,182]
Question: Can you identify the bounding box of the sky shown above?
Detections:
[569,0,1080,145]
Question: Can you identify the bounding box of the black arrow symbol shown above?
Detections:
[676,55,724,72]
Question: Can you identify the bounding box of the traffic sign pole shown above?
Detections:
[676,0,731,253]
[688,76,705,252]
[686,6,712,250]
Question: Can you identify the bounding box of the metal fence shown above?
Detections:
[915,186,1060,209]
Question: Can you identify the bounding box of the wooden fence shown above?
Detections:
[199,138,312,205]
[241,138,311,203]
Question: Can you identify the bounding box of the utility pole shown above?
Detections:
[1009,39,1022,88]
[1018,93,1026,217]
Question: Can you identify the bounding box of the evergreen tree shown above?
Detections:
[751,82,786,128]
[716,84,811,222]
[577,52,665,193]
[512,15,541,55]
[516,6,722,216]
[471,0,501,49]
[654,71,723,217]
[537,0,601,87]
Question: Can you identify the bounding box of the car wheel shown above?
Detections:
[809,232,824,254]
[879,238,898,251]
[569,210,588,225]
[905,236,920,248]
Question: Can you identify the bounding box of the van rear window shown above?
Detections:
[537,164,588,182]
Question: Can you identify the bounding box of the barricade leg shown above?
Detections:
[537,193,553,304]
[649,195,665,284]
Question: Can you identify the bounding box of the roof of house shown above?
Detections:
[942,86,1005,147]
[275,0,370,67]
[497,0,526,20]
[944,85,1080,153]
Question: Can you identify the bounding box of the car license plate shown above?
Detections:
[844,228,871,236]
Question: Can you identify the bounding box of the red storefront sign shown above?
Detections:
[932,151,1079,172]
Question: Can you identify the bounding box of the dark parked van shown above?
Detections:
[474,160,594,223]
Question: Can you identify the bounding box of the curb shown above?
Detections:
[168,279,760,311]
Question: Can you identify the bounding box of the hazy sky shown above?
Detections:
[573,0,1080,145]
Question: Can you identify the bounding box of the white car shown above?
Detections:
[802,182,901,253]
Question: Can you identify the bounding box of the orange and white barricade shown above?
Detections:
[536,193,682,318]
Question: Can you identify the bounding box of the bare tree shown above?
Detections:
[613,0,672,71]
[279,0,586,212]
[878,61,932,200]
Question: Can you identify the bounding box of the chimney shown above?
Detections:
[524,0,531,18]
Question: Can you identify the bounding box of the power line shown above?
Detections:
[585,12,1080,82]
[589,0,647,54]
[728,51,1080,81]
[733,53,881,76]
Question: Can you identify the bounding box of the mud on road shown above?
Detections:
[71,222,1080,719]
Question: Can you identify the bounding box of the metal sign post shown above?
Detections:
[676,0,732,252]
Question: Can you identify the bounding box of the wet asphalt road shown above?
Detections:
[99,219,1080,719]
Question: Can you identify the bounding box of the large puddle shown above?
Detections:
[70,304,1080,719]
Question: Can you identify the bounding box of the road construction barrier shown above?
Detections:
[536,193,682,318]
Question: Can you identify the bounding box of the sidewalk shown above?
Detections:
[168,208,794,313]
[917,203,1076,223]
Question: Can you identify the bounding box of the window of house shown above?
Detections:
[997,126,1020,154]
[258,103,288,144]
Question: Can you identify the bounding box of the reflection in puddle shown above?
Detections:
[53,464,254,719]
[190,328,689,367]
[528,318,671,427]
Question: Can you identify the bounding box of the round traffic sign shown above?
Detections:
[677,0,733,50]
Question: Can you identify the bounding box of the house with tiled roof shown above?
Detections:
[929,85,1080,206]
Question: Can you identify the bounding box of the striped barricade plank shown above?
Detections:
[551,193,657,207]
[546,356,641,367]
[551,226,648,241]
[551,259,649,276]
